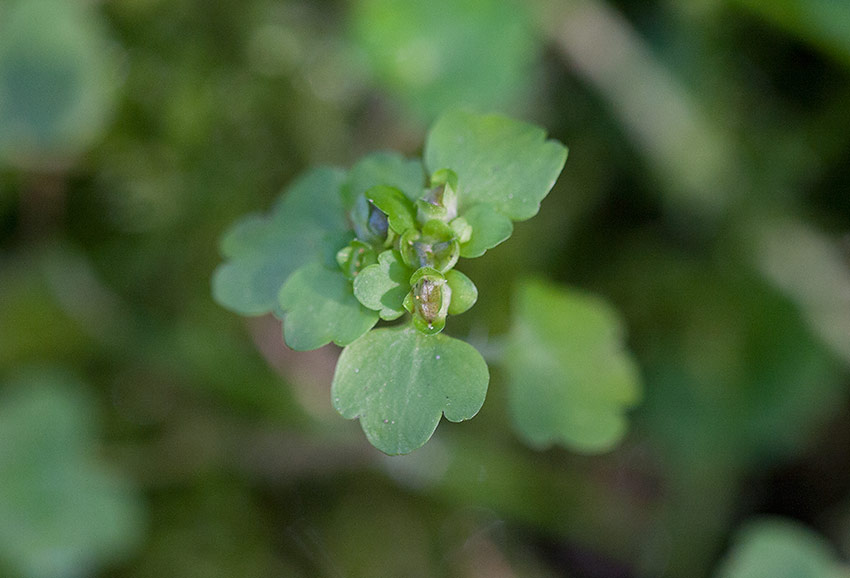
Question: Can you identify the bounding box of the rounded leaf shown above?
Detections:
[503,279,642,453]
[445,270,478,315]
[0,0,122,168]
[212,167,348,316]
[278,262,378,350]
[332,326,489,455]
[425,111,568,221]
[353,250,412,320]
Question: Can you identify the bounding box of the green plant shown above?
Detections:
[213,110,640,454]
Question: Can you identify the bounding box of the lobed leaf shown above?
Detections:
[425,110,568,221]
[353,250,412,321]
[278,262,378,350]
[503,279,641,453]
[332,326,489,455]
[212,167,348,316]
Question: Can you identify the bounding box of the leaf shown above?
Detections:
[212,167,348,316]
[715,517,844,578]
[344,151,425,207]
[445,269,477,315]
[503,280,641,453]
[0,369,144,578]
[353,250,412,321]
[459,204,514,258]
[332,326,489,455]
[351,0,540,120]
[0,0,121,168]
[367,185,417,234]
[278,262,378,350]
[425,110,568,221]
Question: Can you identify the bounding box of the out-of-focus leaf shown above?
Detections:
[212,167,348,316]
[278,261,378,350]
[0,369,144,578]
[425,111,568,221]
[332,326,489,455]
[343,151,425,208]
[0,0,121,168]
[503,279,641,452]
[715,517,845,578]
[350,0,539,120]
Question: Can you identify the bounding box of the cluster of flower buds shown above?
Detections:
[336,169,478,335]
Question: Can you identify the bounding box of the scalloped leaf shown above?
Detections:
[344,151,425,207]
[503,280,641,453]
[425,110,567,221]
[332,326,489,455]
[277,262,379,351]
[0,369,144,578]
[212,167,348,316]
[353,250,412,320]
[715,518,844,578]
[459,204,514,258]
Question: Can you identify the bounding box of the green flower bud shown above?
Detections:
[350,194,391,246]
[400,219,460,273]
[336,240,378,279]
[416,168,458,224]
[404,267,452,335]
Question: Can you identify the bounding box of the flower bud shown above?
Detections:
[404,268,452,335]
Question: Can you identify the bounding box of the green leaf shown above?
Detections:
[425,110,568,221]
[278,262,378,350]
[353,250,412,320]
[367,185,417,234]
[351,0,540,120]
[445,269,477,315]
[0,0,121,167]
[212,167,348,316]
[503,280,641,453]
[344,151,425,207]
[332,326,489,455]
[0,369,144,578]
[459,204,514,258]
[715,518,844,578]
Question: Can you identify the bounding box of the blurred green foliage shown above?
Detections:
[1,0,849,576]
[0,369,144,578]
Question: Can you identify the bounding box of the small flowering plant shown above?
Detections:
[213,111,638,455]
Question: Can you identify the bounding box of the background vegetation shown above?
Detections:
[1,0,849,576]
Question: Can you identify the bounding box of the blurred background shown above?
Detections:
[1,0,849,576]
